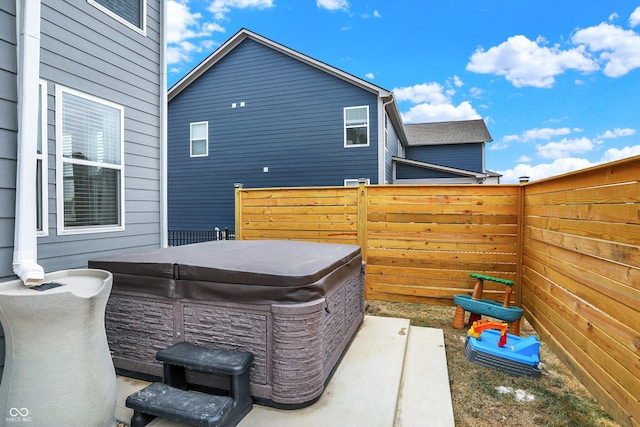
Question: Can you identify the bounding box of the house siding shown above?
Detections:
[168,38,379,230]
[384,114,400,184]
[405,142,484,173]
[0,3,17,283]
[34,0,163,271]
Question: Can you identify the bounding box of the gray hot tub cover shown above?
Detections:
[89,240,362,304]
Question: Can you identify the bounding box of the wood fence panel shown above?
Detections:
[522,156,640,427]
[365,185,520,306]
[235,186,360,245]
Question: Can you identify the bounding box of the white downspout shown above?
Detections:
[13,0,45,286]
[159,0,168,248]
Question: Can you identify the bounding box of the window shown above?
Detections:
[190,122,208,157]
[88,0,146,33]
[344,106,369,147]
[37,80,48,236]
[56,86,125,234]
[344,178,370,186]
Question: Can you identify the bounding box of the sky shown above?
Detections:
[166,0,640,183]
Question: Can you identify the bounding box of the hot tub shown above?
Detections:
[89,240,364,408]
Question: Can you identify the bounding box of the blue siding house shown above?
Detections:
[394,120,495,184]
[168,29,495,233]
[168,29,407,232]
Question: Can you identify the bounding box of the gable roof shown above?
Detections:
[168,28,407,143]
[404,119,492,146]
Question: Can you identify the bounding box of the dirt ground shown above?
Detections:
[367,300,620,427]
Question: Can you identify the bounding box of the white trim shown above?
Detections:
[55,85,126,235]
[377,98,386,184]
[36,79,48,237]
[190,121,209,157]
[344,106,370,148]
[88,0,147,35]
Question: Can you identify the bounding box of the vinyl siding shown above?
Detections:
[168,38,380,230]
[35,0,163,270]
[405,142,484,173]
[396,163,466,180]
[0,0,164,280]
[384,114,400,184]
[0,3,17,282]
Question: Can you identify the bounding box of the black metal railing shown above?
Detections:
[168,228,233,246]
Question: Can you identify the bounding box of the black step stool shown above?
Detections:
[126,342,254,427]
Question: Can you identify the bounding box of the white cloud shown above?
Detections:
[466,35,598,88]
[630,6,640,27]
[536,137,595,159]
[498,144,640,184]
[469,87,484,98]
[365,72,375,79]
[599,145,640,162]
[598,128,636,139]
[393,82,450,104]
[498,157,594,183]
[394,81,480,123]
[572,22,640,77]
[209,0,274,20]
[505,127,573,143]
[167,1,225,65]
[362,9,381,19]
[317,0,349,12]
[401,101,481,123]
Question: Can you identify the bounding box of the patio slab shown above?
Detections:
[115,315,454,426]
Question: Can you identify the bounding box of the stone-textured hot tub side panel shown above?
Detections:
[105,270,364,406]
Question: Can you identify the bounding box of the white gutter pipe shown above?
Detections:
[13,0,45,286]
[159,0,168,248]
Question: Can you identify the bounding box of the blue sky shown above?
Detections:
[166,0,640,183]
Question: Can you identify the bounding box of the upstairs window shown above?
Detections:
[56,86,125,234]
[190,122,208,157]
[344,106,369,147]
[89,0,146,33]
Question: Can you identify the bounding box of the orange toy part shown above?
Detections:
[468,319,508,347]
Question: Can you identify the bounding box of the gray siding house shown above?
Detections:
[167,28,407,232]
[1,0,166,371]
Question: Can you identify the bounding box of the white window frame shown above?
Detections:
[344,178,370,186]
[190,121,209,157]
[37,80,48,237]
[55,85,125,235]
[88,0,147,35]
[344,106,370,148]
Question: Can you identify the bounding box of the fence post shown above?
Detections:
[234,183,243,240]
[357,178,367,259]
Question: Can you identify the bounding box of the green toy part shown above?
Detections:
[469,273,515,287]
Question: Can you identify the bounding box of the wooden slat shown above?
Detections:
[524,216,640,246]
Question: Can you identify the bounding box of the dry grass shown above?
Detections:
[366,300,619,427]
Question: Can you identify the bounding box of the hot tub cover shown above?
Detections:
[89,240,362,304]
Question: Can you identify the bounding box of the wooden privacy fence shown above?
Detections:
[235,155,640,427]
[235,184,522,306]
[521,157,640,427]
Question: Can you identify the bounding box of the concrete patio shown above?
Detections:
[115,315,455,426]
